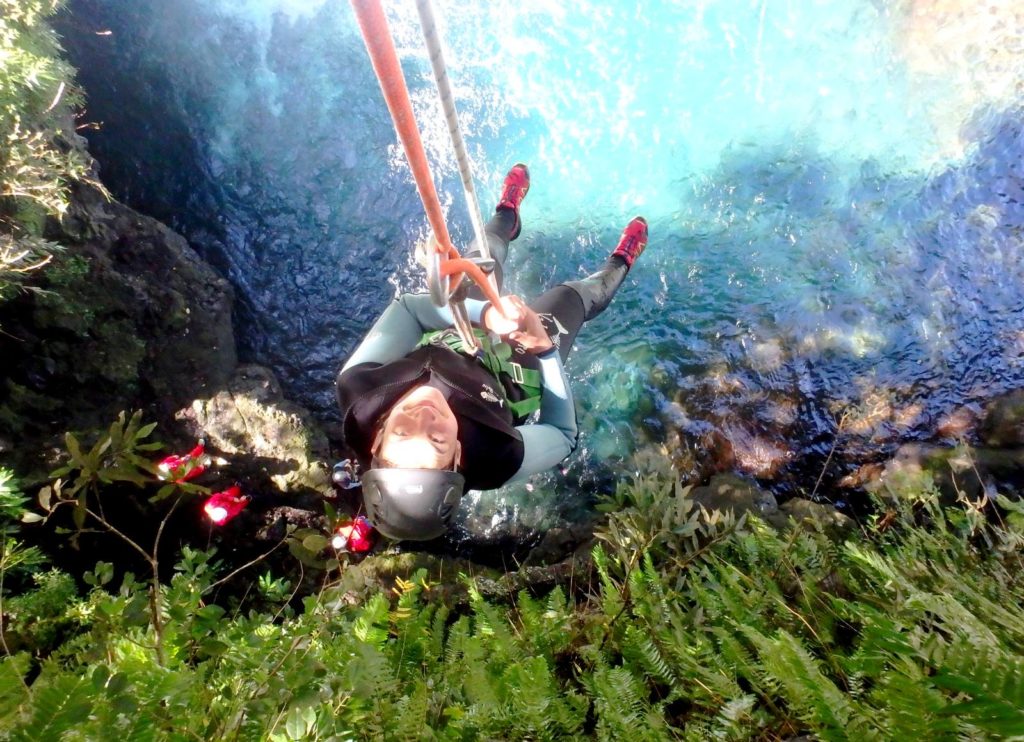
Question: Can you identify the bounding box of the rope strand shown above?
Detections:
[414,0,492,266]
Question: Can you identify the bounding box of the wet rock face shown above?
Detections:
[0,180,236,472]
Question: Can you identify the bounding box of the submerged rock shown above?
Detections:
[767,498,854,535]
[865,442,1024,504]
[689,473,778,518]
[979,389,1024,447]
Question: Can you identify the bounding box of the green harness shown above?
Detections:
[418,328,542,417]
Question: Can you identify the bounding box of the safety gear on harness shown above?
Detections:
[418,328,542,417]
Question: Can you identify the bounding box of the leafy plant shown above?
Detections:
[36,411,204,664]
[0,463,1022,739]
[0,0,98,297]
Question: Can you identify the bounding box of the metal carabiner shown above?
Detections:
[426,247,498,355]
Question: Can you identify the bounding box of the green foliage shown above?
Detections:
[0,466,1022,739]
[2,569,77,652]
[0,0,94,296]
[48,409,162,496]
[0,469,44,579]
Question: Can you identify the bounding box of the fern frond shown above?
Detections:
[933,645,1024,738]
[745,628,864,739]
[352,593,390,650]
[0,654,30,726]
[622,625,681,691]
[427,602,450,665]
[10,671,93,742]
[868,671,956,740]
[708,693,770,741]
[390,679,432,741]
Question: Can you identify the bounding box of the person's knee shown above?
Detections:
[565,268,622,321]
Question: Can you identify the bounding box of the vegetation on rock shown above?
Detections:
[0,0,94,297]
[1,434,1023,739]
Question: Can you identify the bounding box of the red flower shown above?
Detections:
[203,485,250,525]
[157,441,210,483]
[331,515,374,553]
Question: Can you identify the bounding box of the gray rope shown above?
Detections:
[414,0,491,262]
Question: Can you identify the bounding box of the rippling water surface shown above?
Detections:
[61,0,1024,533]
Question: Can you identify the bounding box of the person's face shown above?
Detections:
[375,385,460,469]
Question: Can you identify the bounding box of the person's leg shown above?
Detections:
[528,285,587,363]
[528,216,649,363]
[465,164,530,297]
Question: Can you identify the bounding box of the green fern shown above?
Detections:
[868,672,956,740]
[0,654,30,727]
[744,627,863,740]
[933,645,1024,738]
[9,671,93,742]
[351,592,391,650]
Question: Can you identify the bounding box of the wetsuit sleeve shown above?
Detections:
[342,294,490,370]
[506,348,579,484]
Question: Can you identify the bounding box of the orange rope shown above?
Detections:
[349,0,503,310]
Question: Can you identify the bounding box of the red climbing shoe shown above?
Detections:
[611,216,648,269]
[497,163,529,239]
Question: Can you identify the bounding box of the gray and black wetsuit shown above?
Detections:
[336,209,631,491]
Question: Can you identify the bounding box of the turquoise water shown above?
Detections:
[63,0,1024,539]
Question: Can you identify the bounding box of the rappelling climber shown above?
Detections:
[335,163,649,541]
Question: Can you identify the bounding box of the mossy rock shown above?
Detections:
[689,473,778,518]
[179,365,330,497]
[766,498,854,536]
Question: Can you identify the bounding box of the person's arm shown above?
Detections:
[506,348,579,484]
[342,294,490,370]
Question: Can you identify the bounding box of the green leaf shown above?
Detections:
[106,673,129,696]
[19,512,43,524]
[37,486,51,512]
[72,496,86,531]
[302,534,328,553]
[288,539,327,569]
[136,422,158,441]
[64,432,83,465]
[91,435,112,461]
[198,639,229,659]
[151,484,177,503]
[90,665,110,692]
[284,704,311,736]
[0,654,31,722]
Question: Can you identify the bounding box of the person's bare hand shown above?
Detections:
[484,295,553,354]
[483,295,523,335]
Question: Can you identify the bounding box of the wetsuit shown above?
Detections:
[336,209,632,491]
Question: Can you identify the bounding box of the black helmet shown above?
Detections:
[360,468,465,541]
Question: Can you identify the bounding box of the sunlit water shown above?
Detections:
[61,0,1024,540]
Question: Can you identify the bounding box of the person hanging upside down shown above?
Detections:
[336,164,649,540]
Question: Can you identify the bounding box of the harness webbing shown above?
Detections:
[418,329,543,418]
